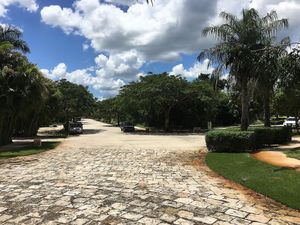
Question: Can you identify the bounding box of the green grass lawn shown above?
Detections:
[0,141,60,159]
[206,152,300,210]
[286,148,300,160]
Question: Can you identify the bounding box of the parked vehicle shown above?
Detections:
[69,122,83,134]
[120,122,135,132]
[283,117,298,128]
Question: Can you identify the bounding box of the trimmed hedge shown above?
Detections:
[206,130,256,152]
[206,126,292,152]
[253,127,291,146]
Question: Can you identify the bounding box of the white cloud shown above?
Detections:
[41,63,67,80]
[41,57,130,98]
[40,0,300,98]
[0,0,38,17]
[40,0,216,61]
[40,5,81,34]
[170,59,214,78]
[94,50,144,80]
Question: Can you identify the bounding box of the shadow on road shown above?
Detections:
[38,129,67,139]
[82,129,104,135]
[125,130,202,136]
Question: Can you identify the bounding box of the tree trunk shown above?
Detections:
[117,112,120,126]
[164,107,172,132]
[296,114,299,134]
[240,78,249,131]
[263,95,271,127]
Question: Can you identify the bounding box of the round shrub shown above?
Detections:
[205,130,256,152]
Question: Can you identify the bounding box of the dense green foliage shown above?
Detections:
[44,79,96,124]
[94,73,236,130]
[0,141,60,158]
[0,25,96,146]
[206,127,291,152]
[206,152,300,210]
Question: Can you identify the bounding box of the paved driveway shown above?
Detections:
[0,119,299,225]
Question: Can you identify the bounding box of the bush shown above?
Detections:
[206,126,292,152]
[253,127,291,146]
[206,130,256,152]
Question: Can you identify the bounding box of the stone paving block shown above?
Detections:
[246,214,270,223]
[190,200,209,209]
[225,209,248,218]
[174,218,195,225]
[250,222,266,225]
[231,218,251,225]
[241,206,263,215]
[0,214,13,222]
[175,198,194,205]
[160,213,177,223]
[70,218,89,225]
[138,216,161,225]
[111,203,127,211]
[177,210,194,219]
[121,212,143,221]
[192,215,217,224]
[214,222,232,225]
[0,206,7,213]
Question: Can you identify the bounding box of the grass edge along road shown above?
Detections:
[0,141,60,159]
[206,152,300,210]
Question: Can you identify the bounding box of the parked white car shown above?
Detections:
[283,117,298,128]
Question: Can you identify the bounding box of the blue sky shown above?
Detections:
[0,0,299,98]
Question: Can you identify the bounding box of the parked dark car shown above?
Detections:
[69,121,83,134]
[120,122,135,132]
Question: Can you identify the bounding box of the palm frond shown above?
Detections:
[262,10,278,24]
[263,19,288,36]
[146,0,154,5]
[202,24,237,42]
[0,24,29,53]
[219,11,237,24]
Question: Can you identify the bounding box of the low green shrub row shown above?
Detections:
[206,126,291,152]
[253,127,291,146]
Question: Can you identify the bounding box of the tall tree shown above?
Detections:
[277,47,300,130]
[118,73,190,131]
[55,79,95,122]
[199,9,288,130]
[0,43,45,145]
[255,38,289,127]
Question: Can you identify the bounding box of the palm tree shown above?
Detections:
[0,25,30,53]
[255,38,290,127]
[0,42,43,145]
[199,9,288,130]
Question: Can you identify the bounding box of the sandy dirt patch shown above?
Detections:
[252,151,300,172]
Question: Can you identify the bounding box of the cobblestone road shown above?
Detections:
[0,119,299,225]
